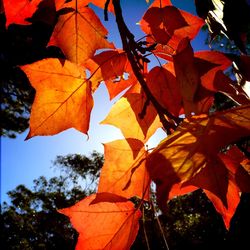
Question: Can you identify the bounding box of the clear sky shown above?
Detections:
[1,0,208,203]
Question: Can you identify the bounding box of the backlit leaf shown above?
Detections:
[85,50,136,99]
[146,105,250,209]
[173,38,200,115]
[59,193,141,250]
[21,58,93,139]
[98,139,150,200]
[48,0,114,65]
[146,66,182,117]
[3,0,42,27]
[204,181,240,230]
[140,0,204,49]
[101,89,161,143]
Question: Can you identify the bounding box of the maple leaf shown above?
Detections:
[85,50,137,99]
[204,180,240,230]
[21,58,93,139]
[140,0,204,50]
[219,147,250,193]
[146,105,250,211]
[173,38,200,115]
[48,0,114,65]
[3,0,42,27]
[101,89,162,144]
[59,193,141,250]
[167,39,239,114]
[146,66,182,117]
[98,139,150,200]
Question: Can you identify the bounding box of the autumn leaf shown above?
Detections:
[168,40,238,114]
[219,147,250,193]
[98,139,150,200]
[21,58,93,139]
[204,180,240,230]
[140,0,204,49]
[101,90,161,143]
[146,105,250,210]
[146,66,182,117]
[48,0,114,65]
[85,50,137,98]
[173,38,200,115]
[3,0,42,27]
[59,193,141,250]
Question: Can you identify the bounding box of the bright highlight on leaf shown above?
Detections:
[98,139,150,200]
[59,193,141,250]
[48,0,114,65]
[21,58,93,139]
[101,89,162,143]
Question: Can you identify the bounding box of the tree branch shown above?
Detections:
[112,0,181,134]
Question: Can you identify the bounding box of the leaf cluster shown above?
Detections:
[2,0,250,249]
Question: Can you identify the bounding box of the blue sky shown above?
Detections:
[1,0,208,203]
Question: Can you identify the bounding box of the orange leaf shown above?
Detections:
[48,1,114,65]
[59,193,141,250]
[101,90,161,143]
[3,0,42,27]
[140,0,204,49]
[204,181,240,230]
[98,139,150,200]
[85,50,136,98]
[146,66,182,117]
[21,58,93,138]
[146,105,250,207]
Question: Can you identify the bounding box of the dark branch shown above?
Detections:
[112,0,181,133]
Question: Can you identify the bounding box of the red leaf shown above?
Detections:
[173,38,200,115]
[3,0,42,27]
[59,193,141,250]
[85,50,136,98]
[146,66,182,117]
[140,0,204,49]
[98,139,150,200]
[219,147,250,193]
[204,180,240,230]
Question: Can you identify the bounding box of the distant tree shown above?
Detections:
[1,151,103,250]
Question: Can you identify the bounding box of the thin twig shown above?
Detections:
[151,201,170,250]
[142,206,151,250]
